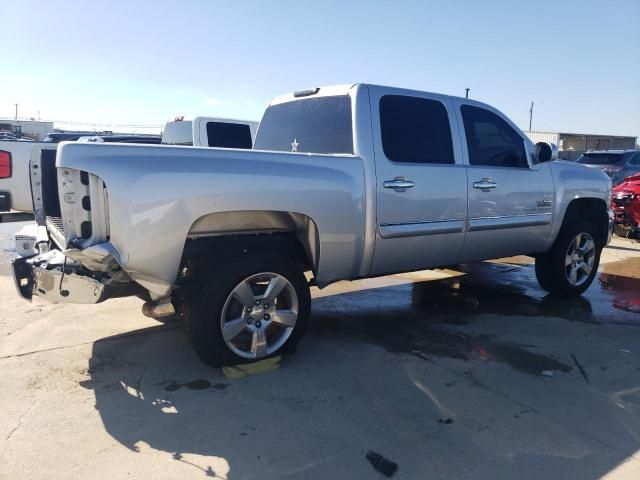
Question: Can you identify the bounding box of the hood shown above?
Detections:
[613,173,640,195]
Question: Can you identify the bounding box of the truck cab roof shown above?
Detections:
[270,83,494,108]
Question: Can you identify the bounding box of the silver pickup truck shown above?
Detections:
[12,84,613,367]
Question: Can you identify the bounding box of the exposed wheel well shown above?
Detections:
[176,211,319,285]
[562,198,609,247]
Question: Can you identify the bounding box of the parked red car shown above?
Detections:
[612,172,640,234]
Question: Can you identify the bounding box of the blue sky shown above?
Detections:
[1,0,639,137]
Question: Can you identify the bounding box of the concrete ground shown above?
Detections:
[1,219,639,480]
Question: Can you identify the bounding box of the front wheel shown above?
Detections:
[535,218,601,297]
[184,252,311,367]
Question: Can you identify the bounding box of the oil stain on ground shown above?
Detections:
[310,257,640,374]
[312,303,573,376]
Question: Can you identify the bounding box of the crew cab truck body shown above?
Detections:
[12,84,614,367]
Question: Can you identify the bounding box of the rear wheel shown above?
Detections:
[535,218,601,297]
[184,252,310,367]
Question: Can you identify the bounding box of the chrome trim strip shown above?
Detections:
[468,213,552,231]
[379,219,464,239]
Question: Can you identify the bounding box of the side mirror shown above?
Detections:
[535,142,558,163]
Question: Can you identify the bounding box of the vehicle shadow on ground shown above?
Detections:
[82,262,640,479]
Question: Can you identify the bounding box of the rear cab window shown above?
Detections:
[461,105,528,168]
[576,153,624,165]
[162,121,193,145]
[253,96,353,154]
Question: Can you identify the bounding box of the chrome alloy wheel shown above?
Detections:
[220,272,299,360]
[565,232,596,287]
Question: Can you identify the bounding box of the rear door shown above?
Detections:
[454,100,555,262]
[369,87,468,275]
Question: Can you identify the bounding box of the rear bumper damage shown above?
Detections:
[12,249,132,304]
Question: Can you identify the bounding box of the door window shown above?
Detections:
[461,105,528,168]
[380,95,454,164]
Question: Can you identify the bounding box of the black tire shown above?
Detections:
[535,217,602,297]
[183,252,311,367]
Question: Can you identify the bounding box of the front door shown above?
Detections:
[369,87,468,275]
[453,100,555,262]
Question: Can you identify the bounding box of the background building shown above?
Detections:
[525,131,637,161]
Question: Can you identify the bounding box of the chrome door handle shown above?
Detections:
[473,179,497,191]
[383,179,415,190]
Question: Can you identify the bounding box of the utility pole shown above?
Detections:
[14,103,18,120]
[465,88,470,99]
[528,101,534,131]
[37,111,41,121]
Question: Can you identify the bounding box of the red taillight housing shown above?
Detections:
[0,151,11,179]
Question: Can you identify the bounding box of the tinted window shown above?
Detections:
[206,122,252,149]
[461,105,528,168]
[576,153,624,165]
[380,95,454,164]
[254,96,353,154]
[628,153,640,166]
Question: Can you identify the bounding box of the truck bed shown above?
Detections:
[51,142,368,297]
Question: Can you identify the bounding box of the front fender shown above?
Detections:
[548,160,612,246]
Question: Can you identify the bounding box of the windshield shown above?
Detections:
[254,95,353,154]
[576,153,623,165]
[162,121,193,145]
